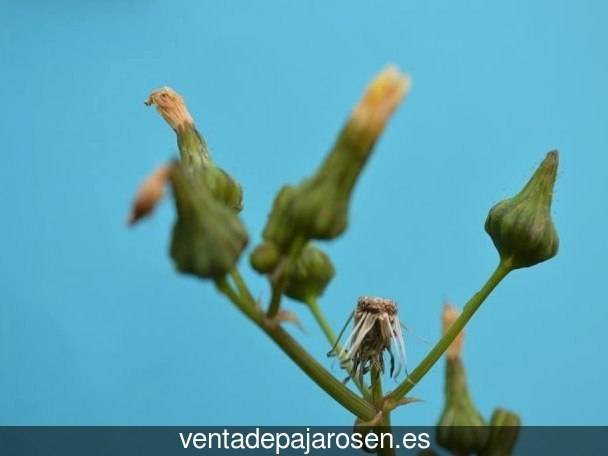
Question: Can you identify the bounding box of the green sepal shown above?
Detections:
[176,125,210,169]
[284,244,335,303]
[437,358,489,454]
[485,151,559,269]
[176,124,243,212]
[480,408,521,456]
[250,241,281,274]
[169,163,248,280]
[288,124,377,240]
[261,185,298,251]
[200,165,243,212]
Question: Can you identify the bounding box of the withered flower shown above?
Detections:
[127,164,172,226]
[145,86,243,212]
[332,296,406,382]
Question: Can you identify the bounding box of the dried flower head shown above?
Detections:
[145,87,194,131]
[127,164,172,226]
[333,296,406,382]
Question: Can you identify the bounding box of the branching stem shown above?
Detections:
[267,236,307,318]
[384,260,511,408]
[371,366,394,456]
[216,274,376,421]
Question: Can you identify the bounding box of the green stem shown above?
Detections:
[307,296,371,399]
[267,236,307,318]
[385,260,511,407]
[370,367,381,403]
[216,277,259,321]
[371,366,394,456]
[216,276,376,421]
[307,296,338,347]
[230,269,256,306]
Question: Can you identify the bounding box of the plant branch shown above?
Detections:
[216,275,376,421]
[307,296,336,345]
[384,260,512,408]
[230,269,256,306]
[267,236,307,318]
[371,366,394,456]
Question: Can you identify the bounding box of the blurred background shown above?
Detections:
[1,0,606,425]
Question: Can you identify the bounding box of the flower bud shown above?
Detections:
[127,164,171,226]
[437,305,489,454]
[288,66,410,240]
[201,166,244,213]
[485,151,559,269]
[261,185,298,251]
[169,163,248,280]
[284,244,335,303]
[146,87,243,212]
[480,408,521,456]
[250,241,281,274]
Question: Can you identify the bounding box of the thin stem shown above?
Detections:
[307,296,371,399]
[385,260,511,408]
[216,278,258,320]
[307,296,338,347]
[230,269,256,305]
[267,236,307,318]
[216,275,376,421]
[267,283,284,319]
[371,366,394,456]
[370,366,383,408]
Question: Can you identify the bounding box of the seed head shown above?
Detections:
[334,296,406,382]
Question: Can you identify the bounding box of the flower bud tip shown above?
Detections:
[442,303,464,359]
[145,86,194,131]
[127,164,172,226]
[352,65,411,139]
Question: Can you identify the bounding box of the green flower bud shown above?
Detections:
[284,244,335,303]
[261,185,298,251]
[200,165,243,213]
[437,305,489,454]
[480,408,521,456]
[146,87,243,212]
[288,66,410,240]
[169,163,248,280]
[485,151,559,269]
[436,357,489,454]
[250,241,281,274]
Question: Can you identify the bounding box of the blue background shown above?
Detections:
[1,0,606,425]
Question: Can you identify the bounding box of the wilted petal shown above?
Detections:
[127,164,172,226]
[145,86,194,131]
